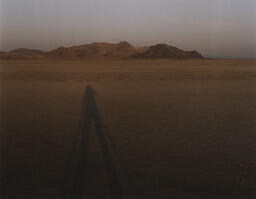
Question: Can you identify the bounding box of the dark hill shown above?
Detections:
[0,48,46,59]
[1,42,204,59]
[132,44,203,59]
[49,42,116,58]
[9,48,45,55]
[104,41,137,57]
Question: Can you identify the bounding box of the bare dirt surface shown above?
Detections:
[1,59,256,199]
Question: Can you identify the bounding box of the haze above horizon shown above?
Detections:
[0,0,256,58]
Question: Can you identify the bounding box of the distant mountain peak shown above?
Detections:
[133,43,203,59]
[1,41,204,59]
[152,43,169,48]
[117,41,131,46]
[9,48,44,54]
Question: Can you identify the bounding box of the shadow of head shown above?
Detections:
[84,85,98,97]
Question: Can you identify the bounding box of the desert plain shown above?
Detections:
[1,58,256,199]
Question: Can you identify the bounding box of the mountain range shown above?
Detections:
[0,41,204,59]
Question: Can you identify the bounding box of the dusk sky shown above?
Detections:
[0,0,256,58]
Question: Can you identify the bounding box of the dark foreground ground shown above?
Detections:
[1,59,256,199]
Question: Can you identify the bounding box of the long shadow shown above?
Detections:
[68,85,124,199]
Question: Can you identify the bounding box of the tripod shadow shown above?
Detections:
[68,85,124,199]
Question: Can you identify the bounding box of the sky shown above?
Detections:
[0,0,256,58]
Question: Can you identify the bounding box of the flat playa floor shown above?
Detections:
[1,59,256,199]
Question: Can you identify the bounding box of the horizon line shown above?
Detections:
[1,41,256,59]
